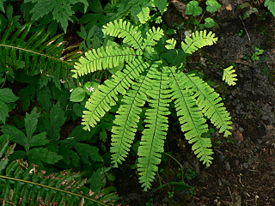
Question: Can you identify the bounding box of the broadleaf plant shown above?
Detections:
[25,0,88,31]
[0,88,18,124]
[73,19,232,191]
[1,108,62,165]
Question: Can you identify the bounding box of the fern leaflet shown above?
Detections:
[82,58,149,130]
[223,66,237,86]
[72,46,138,78]
[102,19,143,50]
[181,30,218,54]
[143,27,164,48]
[169,67,213,166]
[110,72,148,166]
[183,73,232,136]
[137,66,172,191]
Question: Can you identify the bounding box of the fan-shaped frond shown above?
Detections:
[72,46,138,78]
[183,73,232,136]
[223,65,237,86]
[137,66,172,191]
[0,24,76,88]
[102,19,143,50]
[169,67,213,166]
[181,30,218,54]
[82,58,149,130]
[110,73,148,167]
[143,27,164,48]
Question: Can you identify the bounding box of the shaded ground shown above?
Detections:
[116,2,275,206]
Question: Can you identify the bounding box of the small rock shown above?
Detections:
[225,162,231,171]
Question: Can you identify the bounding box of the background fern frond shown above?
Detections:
[137,66,172,191]
[183,73,232,136]
[110,72,148,167]
[143,27,164,48]
[82,58,149,130]
[223,66,237,86]
[102,19,144,50]
[72,46,137,78]
[181,30,218,54]
[169,68,213,166]
[0,24,77,88]
[0,140,113,206]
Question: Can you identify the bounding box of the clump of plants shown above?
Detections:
[73,19,232,190]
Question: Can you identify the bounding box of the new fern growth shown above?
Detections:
[73,19,232,191]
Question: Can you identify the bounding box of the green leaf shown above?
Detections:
[264,0,275,16]
[206,0,221,13]
[186,0,202,16]
[153,0,168,12]
[46,104,66,139]
[0,88,18,103]
[137,7,150,24]
[204,17,216,28]
[28,148,62,164]
[52,3,74,32]
[0,101,9,124]
[223,66,237,86]
[25,108,39,139]
[165,39,177,50]
[0,0,6,13]
[29,132,49,147]
[74,143,103,164]
[30,0,56,21]
[70,87,86,102]
[2,125,28,148]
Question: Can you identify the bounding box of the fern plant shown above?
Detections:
[73,19,232,190]
[0,23,78,89]
[0,138,117,206]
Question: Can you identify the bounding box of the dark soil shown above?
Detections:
[116,3,275,206]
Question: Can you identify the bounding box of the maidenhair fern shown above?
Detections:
[73,19,232,191]
[223,66,237,86]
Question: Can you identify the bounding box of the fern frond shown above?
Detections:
[0,140,115,206]
[0,24,76,88]
[72,46,137,78]
[169,67,213,166]
[183,73,232,136]
[110,72,148,167]
[143,27,164,48]
[223,66,237,86]
[82,58,149,130]
[137,66,172,191]
[102,19,143,50]
[181,30,218,54]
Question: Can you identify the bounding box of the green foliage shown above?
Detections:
[0,23,77,89]
[0,88,18,124]
[25,0,88,31]
[108,0,168,24]
[204,17,217,28]
[206,0,221,13]
[2,108,62,164]
[223,66,237,86]
[181,30,218,54]
[186,0,203,16]
[251,47,265,61]
[74,19,232,190]
[264,0,275,16]
[0,139,117,206]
